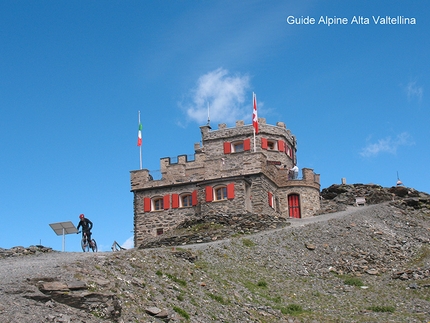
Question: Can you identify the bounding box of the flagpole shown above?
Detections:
[253,92,256,152]
[138,111,142,170]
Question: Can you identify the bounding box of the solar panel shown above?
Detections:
[49,221,79,251]
[49,221,78,235]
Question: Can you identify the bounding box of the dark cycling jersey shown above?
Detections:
[77,218,93,233]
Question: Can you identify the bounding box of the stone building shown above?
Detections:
[130,118,320,247]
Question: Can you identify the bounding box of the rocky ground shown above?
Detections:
[1,184,430,323]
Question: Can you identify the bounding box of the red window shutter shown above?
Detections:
[223,142,231,154]
[143,197,151,212]
[243,138,251,151]
[171,194,179,209]
[278,140,285,152]
[268,192,273,207]
[261,138,268,150]
[192,190,198,206]
[205,186,213,202]
[163,194,170,210]
[227,183,235,199]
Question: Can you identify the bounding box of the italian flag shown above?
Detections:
[137,123,142,146]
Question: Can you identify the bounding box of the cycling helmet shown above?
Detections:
[79,214,85,219]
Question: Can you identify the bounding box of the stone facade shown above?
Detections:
[130,118,321,247]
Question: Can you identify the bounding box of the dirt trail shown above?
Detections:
[183,204,377,251]
[285,204,377,227]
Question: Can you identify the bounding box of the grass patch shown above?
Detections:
[243,280,283,303]
[173,306,190,320]
[165,273,187,287]
[194,260,208,270]
[279,304,304,315]
[343,277,364,287]
[188,222,223,232]
[367,305,395,313]
[257,280,268,288]
[156,270,187,287]
[242,238,256,247]
[244,281,258,292]
[410,245,430,267]
[207,292,229,305]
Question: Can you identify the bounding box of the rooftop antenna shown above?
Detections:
[207,102,211,128]
[396,171,403,186]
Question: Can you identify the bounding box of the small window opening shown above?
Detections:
[181,194,193,207]
[214,186,228,201]
[232,142,244,152]
[153,198,164,211]
[267,140,277,150]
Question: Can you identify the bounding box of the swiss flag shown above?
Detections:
[252,92,258,134]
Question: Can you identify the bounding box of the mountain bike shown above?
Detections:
[78,231,97,252]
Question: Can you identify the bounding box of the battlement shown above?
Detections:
[200,118,296,147]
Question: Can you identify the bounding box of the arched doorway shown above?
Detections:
[288,194,301,218]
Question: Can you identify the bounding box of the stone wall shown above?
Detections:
[200,180,248,217]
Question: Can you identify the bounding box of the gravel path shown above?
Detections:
[183,204,375,251]
[0,252,100,283]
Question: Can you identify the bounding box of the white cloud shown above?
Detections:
[121,236,134,249]
[183,68,251,125]
[360,132,414,157]
[405,81,423,101]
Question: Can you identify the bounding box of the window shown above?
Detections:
[268,192,275,209]
[261,138,286,152]
[267,140,276,150]
[172,191,197,208]
[232,142,244,152]
[215,186,227,200]
[224,139,251,154]
[181,194,193,207]
[144,195,170,212]
[153,198,164,211]
[286,145,294,158]
[206,183,235,202]
[156,228,164,235]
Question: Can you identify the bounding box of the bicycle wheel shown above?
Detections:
[81,238,89,252]
[90,239,98,252]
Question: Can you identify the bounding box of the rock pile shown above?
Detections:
[139,212,289,249]
[0,245,54,258]
[320,183,430,214]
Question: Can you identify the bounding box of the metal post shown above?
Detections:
[62,227,65,252]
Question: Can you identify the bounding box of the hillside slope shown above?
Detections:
[1,185,430,323]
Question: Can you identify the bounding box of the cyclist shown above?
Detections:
[77,213,93,245]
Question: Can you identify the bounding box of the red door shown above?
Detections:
[288,194,301,218]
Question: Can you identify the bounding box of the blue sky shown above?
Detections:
[1,1,428,251]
